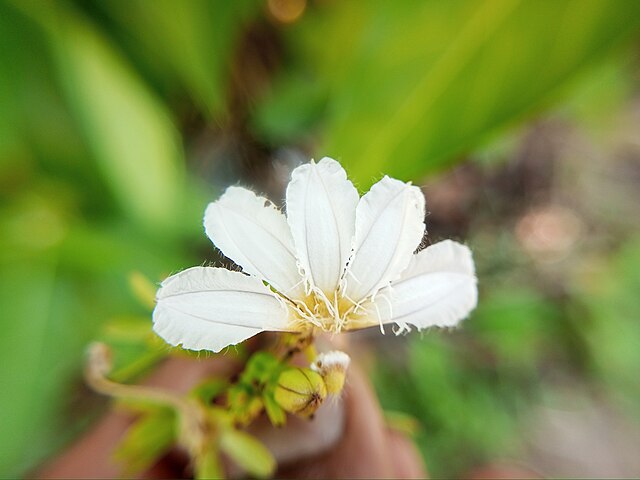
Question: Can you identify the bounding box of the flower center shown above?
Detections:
[287,289,372,333]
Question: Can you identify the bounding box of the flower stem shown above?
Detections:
[85,342,190,413]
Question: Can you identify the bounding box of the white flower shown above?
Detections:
[153,157,477,353]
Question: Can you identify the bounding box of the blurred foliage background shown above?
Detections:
[1,0,640,477]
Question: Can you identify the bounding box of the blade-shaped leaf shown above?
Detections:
[26,4,187,231]
[219,430,276,479]
[96,0,261,118]
[114,409,177,476]
[259,0,640,186]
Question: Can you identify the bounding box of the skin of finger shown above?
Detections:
[36,355,241,479]
[467,464,541,479]
[386,429,428,479]
[277,365,427,479]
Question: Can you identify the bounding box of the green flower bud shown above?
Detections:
[274,368,327,418]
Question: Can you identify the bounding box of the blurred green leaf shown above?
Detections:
[0,259,102,476]
[577,238,640,415]
[100,315,155,344]
[558,53,635,132]
[58,222,192,276]
[95,0,261,118]
[219,430,275,479]
[374,334,526,477]
[0,261,57,475]
[240,351,282,385]
[0,3,86,177]
[469,286,562,367]
[262,0,640,186]
[56,20,184,230]
[114,408,177,476]
[15,2,187,232]
[127,271,157,311]
[96,315,170,383]
[191,378,229,405]
[263,392,286,427]
[194,446,223,480]
[251,72,329,145]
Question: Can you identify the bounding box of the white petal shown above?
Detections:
[344,176,425,303]
[204,186,304,299]
[153,267,291,352]
[286,157,359,295]
[373,240,477,330]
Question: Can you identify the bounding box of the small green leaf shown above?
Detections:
[191,378,229,404]
[262,393,286,427]
[227,386,264,427]
[194,445,224,480]
[128,271,157,310]
[113,409,177,476]
[100,315,154,344]
[240,351,281,386]
[98,315,169,383]
[220,430,276,479]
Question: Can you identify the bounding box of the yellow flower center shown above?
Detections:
[286,289,376,333]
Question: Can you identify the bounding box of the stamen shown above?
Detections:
[332,290,342,332]
[341,293,364,315]
[370,301,386,334]
[285,277,307,296]
[392,323,410,335]
[377,291,394,320]
[339,265,363,299]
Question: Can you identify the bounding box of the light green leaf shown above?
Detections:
[0,2,85,175]
[251,72,328,145]
[191,378,229,404]
[240,351,281,385]
[114,408,177,476]
[98,0,261,118]
[127,271,157,311]
[469,287,562,366]
[0,261,57,475]
[220,430,276,479]
[0,259,102,476]
[97,315,169,383]
[194,446,224,480]
[263,393,286,427]
[30,4,186,231]
[578,238,640,414]
[270,0,640,186]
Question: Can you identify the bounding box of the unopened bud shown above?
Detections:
[311,351,350,395]
[274,368,327,418]
[229,389,264,426]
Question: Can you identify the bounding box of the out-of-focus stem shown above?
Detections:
[85,342,211,460]
[85,342,190,414]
